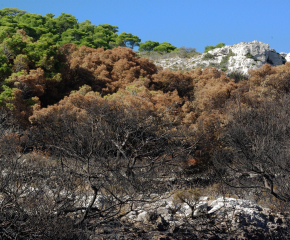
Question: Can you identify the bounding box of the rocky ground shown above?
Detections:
[151,41,290,75]
[89,193,290,239]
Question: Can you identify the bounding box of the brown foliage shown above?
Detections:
[8,68,46,99]
[241,63,290,102]
[30,84,184,129]
[28,86,201,229]
[190,67,237,113]
[152,68,195,98]
[59,44,159,95]
[151,67,238,115]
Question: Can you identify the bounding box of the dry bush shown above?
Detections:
[28,89,200,229]
[173,188,202,219]
[213,94,290,205]
[7,68,46,99]
[189,67,237,114]
[0,120,90,239]
[59,44,159,95]
[232,63,290,104]
[152,68,194,98]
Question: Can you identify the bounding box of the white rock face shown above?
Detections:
[154,41,288,75]
[286,53,290,62]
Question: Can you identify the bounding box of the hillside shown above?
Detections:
[1,8,290,239]
[152,40,290,74]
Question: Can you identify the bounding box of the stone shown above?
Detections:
[279,52,288,57]
[120,194,287,239]
[169,225,180,233]
[152,236,170,240]
[285,53,290,62]
[193,202,208,216]
[155,216,169,231]
[154,41,287,75]
[176,203,192,218]
[157,207,170,216]
[135,211,148,222]
[275,217,283,224]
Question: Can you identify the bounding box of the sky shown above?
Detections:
[1,0,290,53]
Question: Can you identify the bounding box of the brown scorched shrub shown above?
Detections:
[59,44,159,95]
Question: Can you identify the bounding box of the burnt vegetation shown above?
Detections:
[1,7,290,239]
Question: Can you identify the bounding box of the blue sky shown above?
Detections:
[1,0,290,53]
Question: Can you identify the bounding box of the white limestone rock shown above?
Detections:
[154,41,286,75]
[280,52,288,58]
[208,197,270,230]
[193,202,208,216]
[121,193,287,236]
[135,211,148,222]
[286,53,290,62]
[176,203,192,218]
[208,197,263,215]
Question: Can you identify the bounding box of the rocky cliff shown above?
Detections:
[154,41,290,75]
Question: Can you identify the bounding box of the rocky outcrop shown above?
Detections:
[119,194,289,239]
[154,41,290,75]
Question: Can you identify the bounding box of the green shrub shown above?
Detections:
[209,62,219,68]
[177,47,199,58]
[204,42,225,53]
[245,52,259,62]
[227,71,249,82]
[153,42,177,53]
[221,50,236,64]
[202,53,215,60]
[0,85,14,106]
[219,50,236,71]
[245,52,254,58]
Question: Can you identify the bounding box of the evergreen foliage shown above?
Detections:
[138,41,177,53]
[204,42,225,53]
[202,53,215,60]
[152,42,177,52]
[138,40,160,51]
